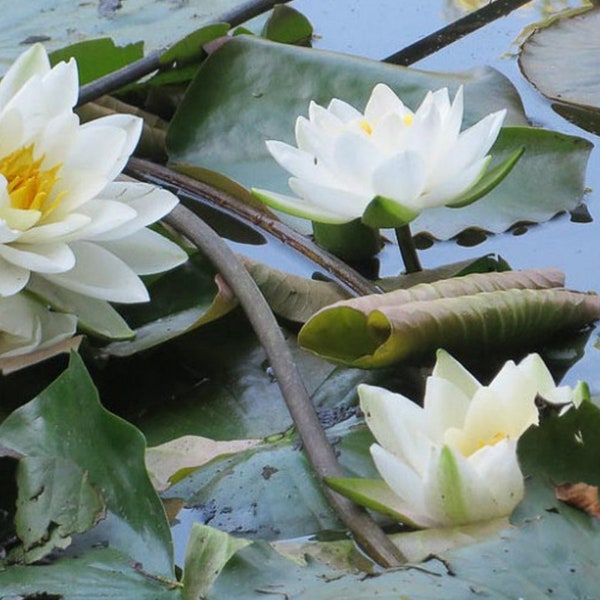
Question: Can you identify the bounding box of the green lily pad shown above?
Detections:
[0,548,178,599]
[0,353,173,577]
[519,7,600,134]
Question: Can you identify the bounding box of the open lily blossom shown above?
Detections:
[355,350,587,528]
[0,44,187,303]
[253,83,521,228]
[0,292,76,358]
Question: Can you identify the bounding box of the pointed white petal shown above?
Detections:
[0,44,50,108]
[364,83,408,122]
[371,151,426,209]
[0,255,29,295]
[469,439,525,516]
[43,241,149,303]
[332,131,382,195]
[88,183,178,240]
[0,242,75,274]
[17,213,90,243]
[289,178,370,219]
[326,98,362,123]
[432,349,481,397]
[252,187,354,223]
[370,444,434,528]
[65,199,137,240]
[81,114,142,180]
[266,140,336,186]
[422,376,472,442]
[99,228,187,275]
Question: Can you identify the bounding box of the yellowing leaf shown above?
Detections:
[146,435,261,491]
[556,482,600,519]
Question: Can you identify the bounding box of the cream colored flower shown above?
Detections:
[359,350,585,528]
[253,84,513,227]
[0,44,187,302]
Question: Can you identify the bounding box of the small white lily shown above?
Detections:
[253,84,518,228]
[0,292,76,358]
[357,350,586,528]
[0,44,187,302]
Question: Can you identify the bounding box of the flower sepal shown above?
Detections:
[312,219,382,261]
[446,145,525,209]
[361,195,420,229]
[325,476,423,528]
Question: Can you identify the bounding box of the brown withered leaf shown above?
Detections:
[555,482,600,518]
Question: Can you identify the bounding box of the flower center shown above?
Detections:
[474,431,508,454]
[359,119,373,135]
[0,144,64,217]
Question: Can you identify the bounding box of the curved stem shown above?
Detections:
[395,224,422,274]
[127,158,379,297]
[164,204,406,567]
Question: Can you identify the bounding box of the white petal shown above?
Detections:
[469,439,525,516]
[306,102,344,135]
[0,218,21,244]
[331,131,383,195]
[64,124,127,180]
[266,140,336,187]
[425,445,497,526]
[0,255,29,296]
[65,199,137,240]
[420,156,490,208]
[0,107,24,157]
[0,242,75,274]
[422,376,472,442]
[48,168,109,217]
[364,83,408,122]
[326,98,363,123]
[16,213,90,244]
[88,183,178,240]
[81,114,142,180]
[516,353,557,397]
[371,151,427,209]
[359,383,431,475]
[252,187,354,224]
[98,228,188,275]
[43,241,149,303]
[0,44,50,108]
[456,109,506,164]
[295,116,337,166]
[370,444,434,528]
[431,349,481,399]
[289,178,370,220]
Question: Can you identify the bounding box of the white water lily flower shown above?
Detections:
[359,350,586,528]
[0,44,187,302]
[253,84,513,227]
[0,292,76,357]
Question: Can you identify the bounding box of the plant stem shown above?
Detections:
[164,204,406,568]
[395,224,422,274]
[384,0,532,65]
[127,158,380,297]
[77,0,293,107]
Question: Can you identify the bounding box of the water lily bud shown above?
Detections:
[359,349,583,528]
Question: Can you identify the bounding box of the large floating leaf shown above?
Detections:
[298,269,600,367]
[167,36,590,239]
[0,353,173,577]
[0,548,178,599]
[519,7,600,134]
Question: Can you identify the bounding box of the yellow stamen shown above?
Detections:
[477,432,507,451]
[0,144,65,218]
[359,119,373,135]
[403,114,414,126]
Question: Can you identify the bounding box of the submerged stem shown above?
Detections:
[164,204,406,568]
[395,224,422,274]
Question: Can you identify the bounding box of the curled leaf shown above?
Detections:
[298,269,600,368]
